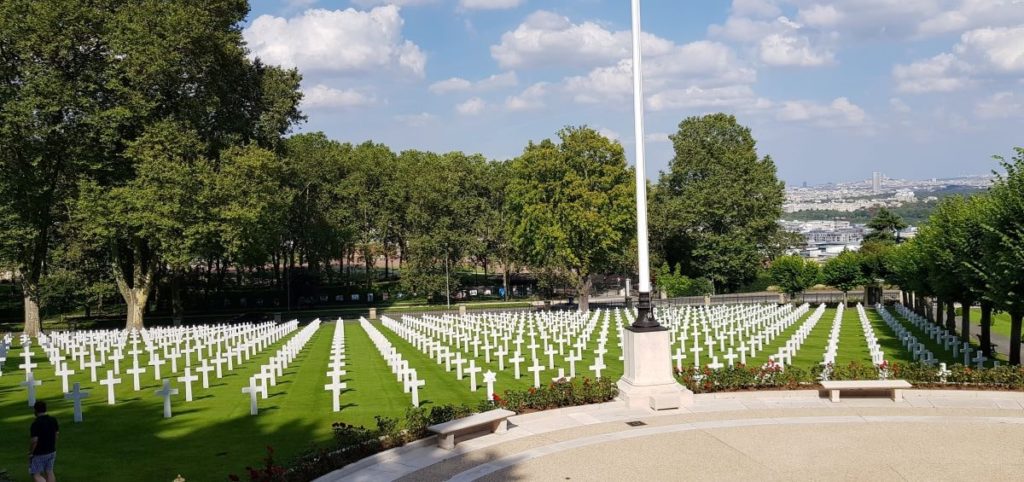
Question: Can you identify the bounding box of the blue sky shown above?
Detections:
[244,0,1024,184]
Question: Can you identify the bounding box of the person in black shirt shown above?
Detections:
[29,400,58,482]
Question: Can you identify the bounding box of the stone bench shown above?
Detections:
[427,408,516,450]
[820,380,912,402]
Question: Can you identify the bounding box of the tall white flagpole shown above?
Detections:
[630,0,659,329]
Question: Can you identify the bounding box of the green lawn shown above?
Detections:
[965,307,1017,341]
[0,306,998,481]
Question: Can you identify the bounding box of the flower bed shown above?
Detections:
[676,361,1024,393]
[229,377,618,481]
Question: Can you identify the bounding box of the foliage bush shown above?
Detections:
[231,380,616,481]
[655,264,714,297]
[677,361,1024,394]
[493,377,618,412]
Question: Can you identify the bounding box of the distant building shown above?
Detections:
[872,171,882,194]
[894,189,916,202]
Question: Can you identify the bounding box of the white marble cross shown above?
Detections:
[242,376,266,415]
[21,372,42,407]
[196,359,213,389]
[177,367,199,402]
[155,379,179,418]
[65,382,89,423]
[408,370,425,407]
[99,370,122,405]
[510,352,525,379]
[527,359,544,388]
[150,355,166,380]
[324,378,347,412]
[466,360,482,391]
[127,364,146,391]
[56,363,75,393]
[483,370,497,401]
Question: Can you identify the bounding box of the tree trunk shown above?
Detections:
[980,302,993,359]
[171,271,184,326]
[936,299,944,326]
[1010,312,1023,366]
[364,249,372,292]
[578,274,592,313]
[23,288,41,337]
[946,301,956,332]
[503,269,510,301]
[960,300,971,343]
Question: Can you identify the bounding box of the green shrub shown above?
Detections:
[493,377,618,411]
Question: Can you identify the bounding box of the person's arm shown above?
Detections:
[29,436,37,457]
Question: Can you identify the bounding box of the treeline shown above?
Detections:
[769,151,1024,365]
[0,2,795,333]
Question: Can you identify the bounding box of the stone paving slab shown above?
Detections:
[314,390,1024,482]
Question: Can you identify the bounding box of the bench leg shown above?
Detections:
[830,389,840,403]
[491,418,508,434]
[438,433,455,450]
[891,389,903,402]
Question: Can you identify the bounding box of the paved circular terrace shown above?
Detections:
[317,390,1024,482]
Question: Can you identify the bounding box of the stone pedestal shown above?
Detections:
[617,328,693,409]
[369,307,377,320]
[459,305,467,316]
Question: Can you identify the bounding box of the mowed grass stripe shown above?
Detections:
[746,308,814,367]
[863,309,916,364]
[342,320,424,426]
[787,307,833,370]
[886,310,962,366]
[835,307,873,365]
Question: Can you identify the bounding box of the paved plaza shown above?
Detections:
[320,390,1024,482]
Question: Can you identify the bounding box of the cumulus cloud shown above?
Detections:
[456,97,486,115]
[797,4,843,28]
[648,85,761,111]
[893,26,1024,93]
[352,0,438,7]
[777,97,867,127]
[243,6,426,77]
[597,127,621,142]
[889,98,912,113]
[918,0,1024,36]
[505,82,548,111]
[490,10,674,69]
[459,0,524,10]
[759,32,835,66]
[302,84,375,109]
[975,92,1023,119]
[429,72,518,94]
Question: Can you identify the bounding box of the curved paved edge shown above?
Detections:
[448,415,1024,481]
[319,390,1024,482]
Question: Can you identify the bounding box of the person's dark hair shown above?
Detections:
[34,400,47,414]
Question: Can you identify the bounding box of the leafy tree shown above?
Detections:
[651,113,785,292]
[975,149,1024,364]
[864,207,908,244]
[655,263,714,297]
[769,255,819,299]
[821,250,865,302]
[917,196,986,335]
[509,126,635,312]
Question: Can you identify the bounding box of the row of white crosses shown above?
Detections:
[655,303,810,370]
[360,317,426,406]
[767,303,826,367]
[156,320,303,419]
[382,307,623,393]
[823,303,846,366]
[877,304,937,366]
[892,303,988,367]
[241,319,322,416]
[324,319,348,412]
[856,303,886,366]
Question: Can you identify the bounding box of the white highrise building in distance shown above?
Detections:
[872,171,882,194]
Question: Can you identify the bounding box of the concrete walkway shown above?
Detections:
[316,390,1024,482]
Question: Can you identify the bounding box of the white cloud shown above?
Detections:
[429,77,473,94]
[893,53,973,93]
[429,72,518,94]
[759,32,835,66]
[459,0,524,10]
[777,97,867,127]
[302,84,375,109]
[596,127,621,142]
[490,10,674,69]
[243,6,426,77]
[975,91,1023,119]
[395,112,437,127]
[797,4,843,28]
[645,133,672,143]
[889,98,912,113]
[893,26,1024,93]
[505,82,548,111]
[732,0,781,18]
[919,0,1024,36]
[648,85,761,111]
[352,0,438,7]
[456,97,486,115]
